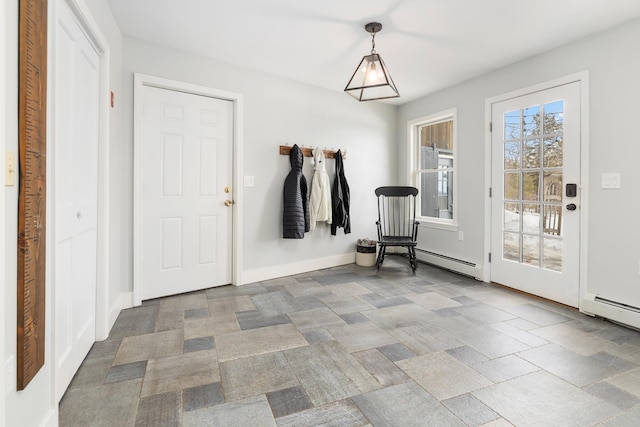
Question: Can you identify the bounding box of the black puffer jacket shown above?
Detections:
[283,144,310,239]
[331,150,350,235]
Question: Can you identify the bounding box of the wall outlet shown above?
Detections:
[5,356,15,395]
[244,175,254,187]
[458,231,464,241]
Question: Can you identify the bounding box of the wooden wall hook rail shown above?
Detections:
[279,145,346,159]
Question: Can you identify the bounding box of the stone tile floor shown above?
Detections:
[60,257,640,426]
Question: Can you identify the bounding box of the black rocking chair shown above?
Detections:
[375,186,419,272]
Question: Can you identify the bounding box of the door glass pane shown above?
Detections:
[544,137,563,167]
[504,172,520,201]
[522,203,540,234]
[504,202,520,232]
[523,235,540,266]
[523,139,540,168]
[544,101,563,135]
[523,105,540,136]
[504,110,521,140]
[543,172,562,202]
[503,232,520,261]
[522,172,540,201]
[544,205,562,236]
[543,238,562,271]
[504,141,520,170]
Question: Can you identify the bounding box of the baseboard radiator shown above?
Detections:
[415,249,483,280]
[582,293,640,330]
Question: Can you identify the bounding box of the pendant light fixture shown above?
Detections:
[344,22,399,101]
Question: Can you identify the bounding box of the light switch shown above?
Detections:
[5,150,16,187]
[601,173,620,189]
[244,175,255,187]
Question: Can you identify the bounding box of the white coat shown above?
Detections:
[309,147,332,231]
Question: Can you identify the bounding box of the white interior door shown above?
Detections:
[491,82,581,307]
[136,86,233,302]
[54,1,100,400]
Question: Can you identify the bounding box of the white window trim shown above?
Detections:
[407,107,459,230]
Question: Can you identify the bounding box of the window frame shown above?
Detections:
[407,107,459,231]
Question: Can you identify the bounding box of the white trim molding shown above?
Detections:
[132,73,244,305]
[242,253,356,285]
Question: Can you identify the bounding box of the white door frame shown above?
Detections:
[483,72,590,306]
[133,74,244,306]
[49,0,111,359]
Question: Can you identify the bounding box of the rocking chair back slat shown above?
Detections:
[375,186,419,271]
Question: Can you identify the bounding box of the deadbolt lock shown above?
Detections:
[224,200,235,207]
[224,187,231,193]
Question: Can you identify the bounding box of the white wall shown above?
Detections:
[398,18,640,308]
[122,38,398,285]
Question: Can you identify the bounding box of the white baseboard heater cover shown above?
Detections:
[582,292,640,330]
[415,249,483,280]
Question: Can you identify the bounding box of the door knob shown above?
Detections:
[224,200,235,207]
[566,203,577,211]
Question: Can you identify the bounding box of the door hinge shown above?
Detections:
[489,252,492,263]
[489,187,492,198]
[489,122,493,132]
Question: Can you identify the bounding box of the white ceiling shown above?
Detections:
[107,0,640,104]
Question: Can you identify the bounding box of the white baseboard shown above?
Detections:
[39,408,58,427]
[242,253,356,285]
[415,250,483,280]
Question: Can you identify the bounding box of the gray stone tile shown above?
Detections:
[442,393,500,427]
[135,391,180,427]
[183,336,215,353]
[489,321,549,347]
[205,283,268,299]
[328,321,397,353]
[183,394,277,427]
[378,343,416,362]
[390,324,463,354]
[585,381,640,410]
[68,353,112,388]
[352,381,466,427]
[363,303,439,330]
[503,303,571,327]
[453,303,517,324]
[158,291,208,312]
[184,307,209,319]
[505,317,540,331]
[602,404,640,427]
[87,339,121,358]
[288,308,346,331]
[220,352,299,402]
[207,295,256,314]
[292,294,327,310]
[340,312,368,324]
[473,371,619,427]
[319,294,376,314]
[604,367,640,397]
[183,382,224,412]
[236,310,291,330]
[141,349,219,397]
[407,292,463,310]
[252,290,304,316]
[184,310,240,339]
[530,322,617,356]
[113,329,183,365]
[472,355,539,383]
[451,295,479,305]
[216,323,308,362]
[518,343,624,387]
[154,307,184,332]
[397,351,492,400]
[302,329,335,345]
[108,305,159,339]
[312,272,364,285]
[105,361,147,384]
[59,379,142,427]
[275,399,368,427]
[359,293,412,309]
[352,349,410,387]
[359,279,414,298]
[590,351,638,372]
[446,346,490,365]
[284,341,380,406]
[266,386,313,418]
[437,317,530,358]
[324,282,372,296]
